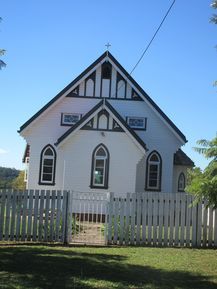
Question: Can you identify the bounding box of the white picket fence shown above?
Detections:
[0,190,68,243]
[0,190,217,247]
[107,192,217,247]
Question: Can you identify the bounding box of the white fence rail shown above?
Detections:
[0,190,68,243]
[0,190,217,247]
[107,192,217,247]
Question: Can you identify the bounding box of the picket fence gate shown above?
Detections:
[0,190,217,247]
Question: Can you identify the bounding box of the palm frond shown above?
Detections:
[211,1,217,8]
[0,60,6,69]
[0,49,6,56]
[196,139,210,147]
[210,14,217,23]
[193,147,207,156]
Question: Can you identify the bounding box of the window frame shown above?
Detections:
[90,144,109,189]
[24,156,29,183]
[39,145,56,185]
[126,116,147,130]
[145,151,162,191]
[178,172,186,192]
[61,113,82,126]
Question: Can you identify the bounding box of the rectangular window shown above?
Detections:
[61,113,81,126]
[42,158,54,182]
[93,159,105,186]
[148,164,158,188]
[24,157,29,183]
[126,117,147,130]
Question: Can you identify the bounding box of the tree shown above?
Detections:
[0,167,20,189]
[186,135,217,208]
[12,171,26,190]
[0,17,6,70]
[210,1,217,24]
[193,137,217,160]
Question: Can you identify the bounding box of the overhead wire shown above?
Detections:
[130,0,176,75]
[110,0,176,99]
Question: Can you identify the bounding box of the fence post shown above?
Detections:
[62,190,69,245]
[192,201,198,247]
[67,191,72,244]
[63,190,72,245]
[107,192,114,245]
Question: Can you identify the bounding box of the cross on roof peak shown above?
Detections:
[105,42,111,51]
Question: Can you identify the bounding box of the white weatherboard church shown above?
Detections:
[19,51,194,194]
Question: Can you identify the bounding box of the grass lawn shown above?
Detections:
[0,245,216,289]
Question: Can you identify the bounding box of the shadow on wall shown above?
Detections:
[136,155,146,192]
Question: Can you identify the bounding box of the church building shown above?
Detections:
[19,51,194,194]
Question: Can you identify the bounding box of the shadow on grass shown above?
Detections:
[0,246,216,289]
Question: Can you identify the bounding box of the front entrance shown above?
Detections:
[68,192,109,245]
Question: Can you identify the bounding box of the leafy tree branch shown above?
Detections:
[187,135,217,208]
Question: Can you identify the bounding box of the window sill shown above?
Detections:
[38,182,56,186]
[144,188,161,192]
[90,185,109,190]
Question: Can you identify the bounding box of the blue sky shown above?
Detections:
[0,0,216,170]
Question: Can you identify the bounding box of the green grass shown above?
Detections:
[0,245,217,289]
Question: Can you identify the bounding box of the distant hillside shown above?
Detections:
[0,167,20,189]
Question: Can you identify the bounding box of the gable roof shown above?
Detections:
[174,149,194,167]
[18,51,187,143]
[55,99,148,153]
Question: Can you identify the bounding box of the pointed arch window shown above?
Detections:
[178,172,185,192]
[146,151,162,191]
[117,80,126,98]
[39,145,56,185]
[101,62,112,97]
[85,78,94,96]
[91,144,109,189]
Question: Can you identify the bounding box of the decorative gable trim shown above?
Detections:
[55,100,104,145]
[107,53,187,143]
[18,51,187,144]
[18,52,108,133]
[55,99,148,153]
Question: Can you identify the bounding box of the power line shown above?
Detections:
[130,0,176,75]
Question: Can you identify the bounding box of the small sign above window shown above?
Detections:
[126,117,147,130]
[61,113,82,126]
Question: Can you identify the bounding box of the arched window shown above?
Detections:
[85,78,94,96]
[91,144,109,189]
[146,151,162,191]
[101,62,112,97]
[98,114,108,129]
[178,172,185,192]
[117,80,126,98]
[102,62,111,79]
[97,110,109,130]
[39,145,56,185]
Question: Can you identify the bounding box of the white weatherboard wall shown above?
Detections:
[172,165,188,193]
[109,100,183,193]
[26,130,144,192]
[23,96,184,193]
[57,130,144,193]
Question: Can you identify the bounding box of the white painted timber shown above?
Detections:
[0,191,217,247]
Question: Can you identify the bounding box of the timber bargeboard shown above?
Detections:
[55,99,148,153]
[18,51,187,144]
